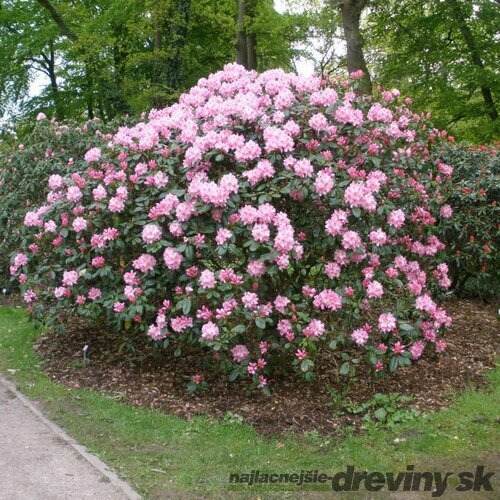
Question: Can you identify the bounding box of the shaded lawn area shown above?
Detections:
[0,306,498,499]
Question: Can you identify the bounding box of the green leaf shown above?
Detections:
[399,323,414,332]
[185,245,194,260]
[231,324,247,334]
[300,359,314,372]
[255,317,266,329]
[182,300,191,315]
[339,362,350,375]
[389,357,399,372]
[374,407,387,421]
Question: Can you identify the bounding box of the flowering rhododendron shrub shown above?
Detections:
[0,116,137,285]
[10,64,456,392]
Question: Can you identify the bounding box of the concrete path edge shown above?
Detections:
[0,373,141,500]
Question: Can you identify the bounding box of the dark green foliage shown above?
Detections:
[440,143,499,299]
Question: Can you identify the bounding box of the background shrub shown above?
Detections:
[439,143,499,300]
[0,116,138,289]
[9,65,455,391]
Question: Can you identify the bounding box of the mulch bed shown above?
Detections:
[33,299,498,436]
[0,293,23,309]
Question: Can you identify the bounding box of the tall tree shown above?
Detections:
[338,0,372,94]
[366,0,499,141]
[1,0,305,125]
[0,0,62,117]
[236,0,257,69]
[165,0,192,90]
[446,0,497,121]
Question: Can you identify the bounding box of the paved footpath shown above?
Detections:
[0,377,140,500]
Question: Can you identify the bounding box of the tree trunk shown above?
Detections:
[235,0,257,70]
[152,1,166,82]
[111,42,131,116]
[236,0,248,66]
[46,44,64,120]
[36,0,77,41]
[339,0,372,95]
[447,0,497,121]
[246,32,257,70]
[245,0,257,70]
[37,0,128,118]
[165,0,191,91]
[85,67,94,119]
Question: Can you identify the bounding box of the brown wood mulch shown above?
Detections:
[25,299,499,436]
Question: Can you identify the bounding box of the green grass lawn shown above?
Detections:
[0,306,498,498]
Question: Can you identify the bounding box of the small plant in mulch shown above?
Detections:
[342,392,421,430]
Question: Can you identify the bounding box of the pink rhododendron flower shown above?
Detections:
[163,247,183,270]
[435,340,447,353]
[314,169,334,196]
[171,316,193,333]
[242,292,259,309]
[303,319,325,337]
[392,341,405,355]
[366,281,384,299]
[313,289,342,311]
[415,293,437,313]
[342,231,362,250]
[142,224,162,244]
[23,290,37,303]
[247,259,266,277]
[201,321,220,340]
[66,186,82,202]
[215,228,232,245]
[440,204,453,218]
[409,340,424,359]
[54,286,67,299]
[252,223,270,243]
[44,220,57,233]
[351,327,369,346]
[72,217,87,232]
[133,254,157,273]
[84,147,101,163]
[199,269,216,289]
[294,158,314,178]
[62,270,79,286]
[325,209,349,236]
[378,312,397,332]
[388,209,405,228]
[274,295,290,313]
[369,229,387,246]
[231,344,250,362]
[48,174,64,191]
[309,112,328,131]
[108,196,125,213]
[88,287,102,300]
[114,301,125,313]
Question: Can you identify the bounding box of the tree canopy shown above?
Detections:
[0,0,498,142]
